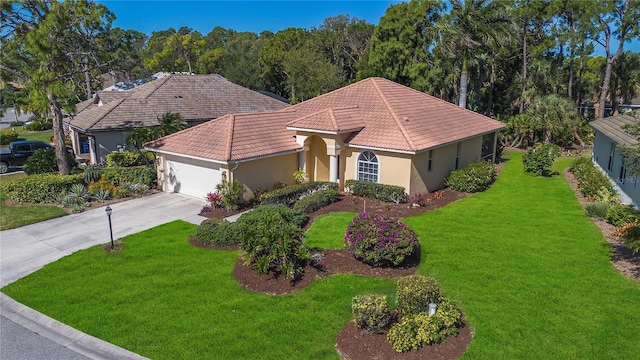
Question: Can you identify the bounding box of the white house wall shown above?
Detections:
[163,154,222,199]
[592,129,640,207]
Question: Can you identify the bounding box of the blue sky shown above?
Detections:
[98,1,638,54]
[99,1,401,35]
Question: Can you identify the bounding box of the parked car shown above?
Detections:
[0,140,54,173]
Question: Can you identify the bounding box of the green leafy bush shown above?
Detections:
[605,204,640,227]
[24,120,52,131]
[344,180,407,203]
[216,179,246,210]
[240,206,311,282]
[396,275,441,317]
[2,173,84,203]
[195,218,244,246]
[569,157,616,198]
[23,149,78,175]
[445,160,497,192]
[616,220,640,253]
[344,213,419,267]
[292,189,339,213]
[352,294,391,333]
[522,143,561,175]
[240,204,308,228]
[261,181,338,206]
[584,201,611,219]
[387,297,463,353]
[0,130,19,145]
[101,166,156,187]
[106,150,155,167]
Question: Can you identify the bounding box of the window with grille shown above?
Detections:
[357,151,378,182]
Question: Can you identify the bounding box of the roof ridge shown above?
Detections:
[133,74,173,100]
[225,114,235,162]
[328,108,339,130]
[370,78,417,151]
[87,98,125,131]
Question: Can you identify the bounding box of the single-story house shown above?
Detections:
[590,113,640,207]
[64,74,290,165]
[145,77,506,199]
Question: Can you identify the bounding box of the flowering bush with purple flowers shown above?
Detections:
[344,213,419,267]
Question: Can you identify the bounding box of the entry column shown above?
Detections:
[329,155,338,183]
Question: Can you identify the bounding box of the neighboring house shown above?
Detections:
[591,113,640,207]
[64,74,290,165]
[145,77,505,199]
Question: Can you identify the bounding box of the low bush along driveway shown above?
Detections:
[2,151,640,359]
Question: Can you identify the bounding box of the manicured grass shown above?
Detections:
[0,128,54,146]
[305,212,356,249]
[0,203,67,230]
[404,152,640,358]
[2,221,396,359]
[0,172,67,230]
[3,151,640,359]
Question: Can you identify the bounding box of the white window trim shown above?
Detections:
[356,150,380,183]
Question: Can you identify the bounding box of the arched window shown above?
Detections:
[357,151,379,183]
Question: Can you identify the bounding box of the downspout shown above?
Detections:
[229,162,240,181]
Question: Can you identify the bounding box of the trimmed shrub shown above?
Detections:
[240,206,311,282]
[344,213,419,267]
[106,150,155,167]
[352,294,392,333]
[522,143,561,175]
[605,204,640,227]
[195,218,245,246]
[0,130,19,145]
[387,297,463,353]
[344,180,407,203]
[239,204,308,230]
[584,201,611,219]
[2,173,84,203]
[292,189,339,213]
[396,275,441,317]
[23,149,78,175]
[261,181,338,206]
[101,166,156,187]
[88,174,117,196]
[569,157,616,198]
[445,160,497,192]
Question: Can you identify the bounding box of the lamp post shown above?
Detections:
[105,205,114,249]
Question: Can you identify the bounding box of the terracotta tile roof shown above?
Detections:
[65,74,290,132]
[591,114,638,146]
[146,77,505,162]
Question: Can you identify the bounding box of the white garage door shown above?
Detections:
[165,156,222,199]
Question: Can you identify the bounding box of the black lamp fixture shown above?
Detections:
[105,205,114,249]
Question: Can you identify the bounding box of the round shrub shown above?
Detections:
[0,130,19,145]
[351,294,391,333]
[23,149,78,175]
[396,275,441,317]
[344,213,419,267]
[522,143,560,176]
[240,205,311,282]
[445,160,497,192]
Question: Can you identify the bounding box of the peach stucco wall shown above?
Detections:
[231,152,299,196]
[342,148,413,191]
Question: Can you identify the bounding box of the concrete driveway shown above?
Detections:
[0,192,207,359]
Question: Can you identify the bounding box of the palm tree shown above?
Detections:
[433,0,512,109]
[526,95,579,144]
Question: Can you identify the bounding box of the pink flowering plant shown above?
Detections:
[344,213,419,267]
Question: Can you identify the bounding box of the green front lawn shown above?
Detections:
[3,152,640,359]
[0,204,67,230]
[1,128,54,145]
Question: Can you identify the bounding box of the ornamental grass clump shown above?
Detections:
[344,213,419,267]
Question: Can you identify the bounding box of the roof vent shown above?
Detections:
[174,95,183,99]
[403,117,409,122]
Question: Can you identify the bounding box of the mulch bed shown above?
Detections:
[191,188,473,360]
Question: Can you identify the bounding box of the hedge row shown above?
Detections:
[344,179,407,203]
[260,181,338,206]
[106,151,155,167]
[2,173,84,203]
[292,189,339,214]
[445,161,497,193]
[569,157,615,198]
[100,166,156,187]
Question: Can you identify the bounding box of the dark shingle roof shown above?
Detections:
[590,114,638,146]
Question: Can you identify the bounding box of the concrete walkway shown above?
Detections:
[0,192,207,359]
